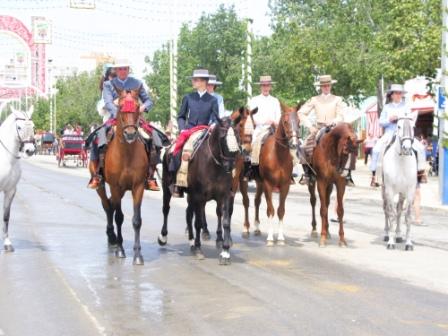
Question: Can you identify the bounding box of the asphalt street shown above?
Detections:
[1,157,447,336]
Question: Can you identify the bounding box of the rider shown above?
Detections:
[297,75,356,186]
[369,84,427,187]
[169,68,219,198]
[88,59,155,190]
[206,74,226,118]
[248,75,281,167]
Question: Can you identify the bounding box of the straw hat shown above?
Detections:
[112,59,131,68]
[387,84,407,94]
[314,75,337,86]
[188,69,211,79]
[208,75,222,86]
[255,75,276,85]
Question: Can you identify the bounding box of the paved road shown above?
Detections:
[1,157,447,336]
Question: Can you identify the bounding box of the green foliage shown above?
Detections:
[32,97,50,130]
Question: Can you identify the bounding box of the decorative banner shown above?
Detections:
[32,17,52,44]
[69,0,96,9]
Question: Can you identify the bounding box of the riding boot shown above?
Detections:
[87,159,102,189]
[145,145,160,191]
[345,170,355,187]
[417,170,427,184]
[299,165,313,186]
[370,172,380,187]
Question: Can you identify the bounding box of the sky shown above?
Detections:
[0,0,272,78]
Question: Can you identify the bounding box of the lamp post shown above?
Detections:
[441,0,448,204]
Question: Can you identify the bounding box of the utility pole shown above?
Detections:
[246,18,253,104]
[170,38,178,135]
[441,0,448,204]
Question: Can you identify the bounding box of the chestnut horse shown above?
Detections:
[90,88,149,265]
[254,104,300,246]
[307,123,360,247]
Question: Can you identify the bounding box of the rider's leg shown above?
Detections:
[146,144,161,191]
[88,142,101,189]
[370,142,381,187]
[413,140,427,183]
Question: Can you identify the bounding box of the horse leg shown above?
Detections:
[219,196,232,265]
[395,194,405,243]
[335,180,347,247]
[158,178,171,246]
[263,182,276,246]
[3,188,16,252]
[404,194,414,251]
[317,180,329,247]
[202,210,211,241]
[308,180,318,238]
[276,183,290,246]
[186,202,195,248]
[254,180,263,236]
[114,201,126,258]
[385,192,397,250]
[240,179,251,238]
[216,201,224,249]
[131,185,145,265]
[382,185,390,242]
[192,201,205,259]
[97,187,117,246]
[325,184,333,240]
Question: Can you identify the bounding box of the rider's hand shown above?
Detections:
[389,115,398,123]
[139,106,146,113]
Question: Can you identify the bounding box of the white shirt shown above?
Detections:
[248,94,281,128]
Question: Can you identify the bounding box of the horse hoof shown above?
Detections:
[202,231,211,241]
[387,244,395,250]
[339,240,348,248]
[396,237,404,243]
[405,244,414,251]
[383,236,389,242]
[266,240,274,247]
[219,250,231,265]
[4,244,14,252]
[115,248,126,258]
[277,240,286,246]
[133,255,144,265]
[216,240,223,249]
[191,247,205,260]
[311,230,318,238]
[319,239,326,248]
[254,229,261,236]
[157,235,167,246]
[241,231,250,239]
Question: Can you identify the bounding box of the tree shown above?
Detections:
[32,97,50,130]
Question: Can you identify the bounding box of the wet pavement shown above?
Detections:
[1,158,448,336]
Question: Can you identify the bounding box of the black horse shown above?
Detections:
[158,115,242,265]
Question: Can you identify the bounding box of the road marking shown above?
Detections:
[53,268,107,336]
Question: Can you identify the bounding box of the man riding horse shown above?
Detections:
[248,75,282,169]
[369,84,427,187]
[298,75,356,186]
[88,59,162,191]
[168,68,219,198]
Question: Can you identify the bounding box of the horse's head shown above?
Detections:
[279,103,300,150]
[396,116,414,156]
[231,107,257,155]
[11,106,36,157]
[213,116,241,172]
[116,89,141,144]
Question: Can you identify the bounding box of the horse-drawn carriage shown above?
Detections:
[56,134,88,167]
[36,131,57,155]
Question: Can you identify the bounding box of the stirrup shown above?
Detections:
[87,175,102,189]
[299,174,310,186]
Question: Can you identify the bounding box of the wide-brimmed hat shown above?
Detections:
[113,59,131,68]
[255,75,276,85]
[188,69,211,79]
[387,84,407,94]
[314,75,337,86]
[208,75,222,86]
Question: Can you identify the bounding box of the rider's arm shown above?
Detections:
[334,97,346,123]
[298,97,315,129]
[379,106,391,127]
[177,95,189,131]
[102,82,118,118]
[138,85,154,112]
[210,97,219,124]
[273,98,282,126]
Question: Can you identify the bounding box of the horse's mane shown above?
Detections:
[280,102,298,114]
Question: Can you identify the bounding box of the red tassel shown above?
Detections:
[121,99,136,113]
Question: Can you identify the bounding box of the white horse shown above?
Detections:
[0,106,36,252]
[381,115,417,251]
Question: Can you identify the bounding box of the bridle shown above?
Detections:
[275,113,299,150]
[396,117,414,156]
[0,113,35,160]
[118,92,141,143]
[208,123,240,172]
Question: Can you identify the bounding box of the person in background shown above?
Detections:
[206,74,226,118]
[364,134,377,165]
[63,124,75,135]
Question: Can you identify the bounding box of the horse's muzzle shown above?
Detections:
[23,142,36,157]
[123,125,138,144]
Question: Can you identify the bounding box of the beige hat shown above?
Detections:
[314,75,337,86]
[208,75,222,85]
[188,68,211,79]
[112,59,131,68]
[387,84,407,93]
[255,75,276,85]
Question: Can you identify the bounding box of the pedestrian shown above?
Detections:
[206,74,226,118]
[363,134,377,165]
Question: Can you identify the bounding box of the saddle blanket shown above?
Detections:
[172,125,209,156]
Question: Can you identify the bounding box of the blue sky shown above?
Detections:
[1,0,272,75]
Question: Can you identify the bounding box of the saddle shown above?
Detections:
[260,125,276,146]
[316,125,333,145]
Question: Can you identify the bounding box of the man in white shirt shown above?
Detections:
[248,75,282,165]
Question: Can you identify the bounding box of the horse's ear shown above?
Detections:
[250,107,258,115]
[233,112,242,126]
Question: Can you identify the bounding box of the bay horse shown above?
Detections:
[0,106,35,252]
[307,123,360,247]
[254,104,300,246]
[382,115,417,251]
[90,88,149,265]
[158,115,242,265]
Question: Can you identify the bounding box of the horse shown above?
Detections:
[0,106,36,252]
[158,114,242,265]
[307,123,360,247]
[382,115,417,251]
[90,88,149,265]
[253,104,300,246]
